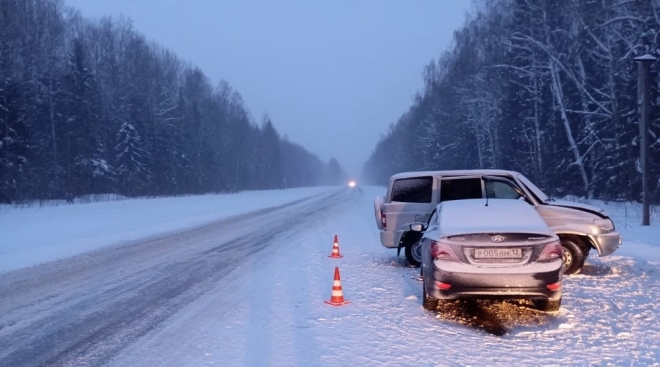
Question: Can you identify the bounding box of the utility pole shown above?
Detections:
[634,54,656,226]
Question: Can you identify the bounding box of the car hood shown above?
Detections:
[545,199,607,217]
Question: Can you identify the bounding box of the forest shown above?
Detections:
[0,0,347,204]
[363,0,660,202]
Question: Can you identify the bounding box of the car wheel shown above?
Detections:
[422,285,438,311]
[533,297,561,312]
[405,240,423,267]
[560,238,585,275]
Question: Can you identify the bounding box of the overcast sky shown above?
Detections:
[64,0,471,177]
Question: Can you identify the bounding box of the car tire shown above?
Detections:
[534,297,561,312]
[404,235,423,268]
[422,285,438,311]
[560,238,585,275]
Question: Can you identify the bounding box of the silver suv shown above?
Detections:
[373,169,622,274]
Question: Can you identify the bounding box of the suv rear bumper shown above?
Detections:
[380,230,401,249]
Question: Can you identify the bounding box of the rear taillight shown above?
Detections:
[546,282,561,291]
[435,281,452,290]
[538,241,562,262]
[430,241,460,262]
[381,213,386,228]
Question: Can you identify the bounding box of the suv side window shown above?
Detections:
[440,178,482,202]
[485,180,521,199]
[391,177,433,203]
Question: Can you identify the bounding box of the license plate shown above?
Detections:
[474,248,522,259]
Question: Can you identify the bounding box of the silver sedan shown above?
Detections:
[415,198,563,312]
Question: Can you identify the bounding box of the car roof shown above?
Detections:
[389,169,518,181]
[435,199,555,237]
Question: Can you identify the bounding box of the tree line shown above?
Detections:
[0,0,346,204]
[363,0,659,202]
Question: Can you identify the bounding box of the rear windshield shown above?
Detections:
[391,177,433,203]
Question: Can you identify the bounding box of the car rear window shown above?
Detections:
[391,177,433,203]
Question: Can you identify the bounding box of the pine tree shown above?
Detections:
[260,117,283,189]
[0,79,30,203]
[62,37,108,200]
[114,122,148,196]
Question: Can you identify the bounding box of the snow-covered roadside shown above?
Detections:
[0,186,336,273]
[2,185,660,365]
[564,198,660,262]
[515,194,660,263]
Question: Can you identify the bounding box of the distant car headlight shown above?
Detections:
[348,181,356,188]
[593,218,615,232]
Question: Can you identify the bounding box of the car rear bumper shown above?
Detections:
[425,261,562,301]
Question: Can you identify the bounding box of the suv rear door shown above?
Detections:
[383,176,436,231]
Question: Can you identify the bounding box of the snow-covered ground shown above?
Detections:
[2,186,659,366]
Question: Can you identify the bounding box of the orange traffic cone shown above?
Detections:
[328,235,343,258]
[324,267,350,306]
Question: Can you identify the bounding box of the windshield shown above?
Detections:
[516,174,549,203]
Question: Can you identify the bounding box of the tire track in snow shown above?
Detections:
[391,254,562,337]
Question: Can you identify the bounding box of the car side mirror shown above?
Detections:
[410,223,425,232]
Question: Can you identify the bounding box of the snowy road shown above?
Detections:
[0,189,348,366]
[1,186,660,366]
